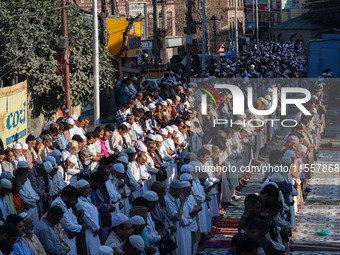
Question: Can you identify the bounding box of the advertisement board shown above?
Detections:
[0,81,28,147]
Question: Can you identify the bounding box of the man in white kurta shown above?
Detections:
[155,135,173,189]
[105,175,121,215]
[111,163,131,215]
[51,186,83,255]
[164,180,192,255]
[75,180,101,255]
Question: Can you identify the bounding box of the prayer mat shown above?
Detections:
[293,202,340,250]
[204,240,231,248]
[212,227,238,235]
[319,147,340,151]
[306,174,340,201]
[202,248,229,254]
[216,219,240,227]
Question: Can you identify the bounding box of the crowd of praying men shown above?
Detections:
[0,40,332,255]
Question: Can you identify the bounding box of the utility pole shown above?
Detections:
[61,0,71,116]
[93,0,100,126]
[268,0,271,40]
[202,0,206,71]
[252,0,255,36]
[153,0,159,64]
[212,17,217,53]
[256,0,259,51]
[161,0,167,64]
[234,0,239,57]
[185,0,193,70]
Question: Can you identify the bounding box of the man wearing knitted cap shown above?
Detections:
[75,180,101,255]
[164,180,192,255]
[130,215,146,236]
[105,213,133,248]
[115,235,145,255]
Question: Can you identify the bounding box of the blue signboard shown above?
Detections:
[225,51,237,60]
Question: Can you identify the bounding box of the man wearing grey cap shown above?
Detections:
[0,179,11,220]
[28,162,52,216]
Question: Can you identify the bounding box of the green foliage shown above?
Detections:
[303,0,340,28]
[0,0,115,116]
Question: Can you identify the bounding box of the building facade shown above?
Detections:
[174,0,245,54]
[244,0,308,40]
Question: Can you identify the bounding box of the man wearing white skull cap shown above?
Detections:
[95,246,113,255]
[12,143,27,169]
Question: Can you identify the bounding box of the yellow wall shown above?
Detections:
[108,18,143,57]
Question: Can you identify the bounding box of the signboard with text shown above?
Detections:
[0,81,27,147]
[128,2,148,39]
[281,0,300,9]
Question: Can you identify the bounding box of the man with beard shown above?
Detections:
[20,212,47,255]
[5,214,33,255]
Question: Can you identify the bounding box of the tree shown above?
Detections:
[303,0,340,28]
[0,0,115,116]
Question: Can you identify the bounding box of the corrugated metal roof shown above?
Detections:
[272,16,323,29]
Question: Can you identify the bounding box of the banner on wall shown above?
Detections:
[0,81,28,147]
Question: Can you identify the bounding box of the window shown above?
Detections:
[167,11,173,36]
